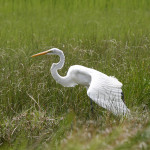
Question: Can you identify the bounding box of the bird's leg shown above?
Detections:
[90,98,94,113]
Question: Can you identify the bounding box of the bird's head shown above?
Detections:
[32,48,62,57]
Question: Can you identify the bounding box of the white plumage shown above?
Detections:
[32,48,130,116]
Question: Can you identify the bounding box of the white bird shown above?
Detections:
[32,48,130,116]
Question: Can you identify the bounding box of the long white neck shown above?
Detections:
[50,50,72,87]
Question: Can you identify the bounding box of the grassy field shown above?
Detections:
[0,0,150,149]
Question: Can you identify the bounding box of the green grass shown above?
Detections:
[0,0,150,149]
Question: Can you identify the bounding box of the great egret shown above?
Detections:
[32,48,130,116]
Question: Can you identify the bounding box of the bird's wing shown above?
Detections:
[87,72,130,115]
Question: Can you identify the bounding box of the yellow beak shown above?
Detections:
[31,50,49,57]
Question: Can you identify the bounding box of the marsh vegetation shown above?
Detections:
[0,0,150,149]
